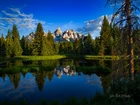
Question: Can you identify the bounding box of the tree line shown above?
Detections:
[0,16,139,57]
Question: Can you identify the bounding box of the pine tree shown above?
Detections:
[84,33,94,54]
[99,40,105,56]
[94,37,100,55]
[68,42,73,53]
[12,25,23,56]
[59,42,65,54]
[99,16,111,55]
[111,25,121,55]
[5,29,13,57]
[78,38,84,54]
[63,42,69,53]
[91,39,96,55]
[32,23,55,56]
[47,31,54,44]
[21,36,32,55]
[20,36,26,55]
[40,37,49,55]
[73,38,80,54]
[54,43,59,54]
[46,31,55,55]
[32,23,44,55]
[0,34,6,56]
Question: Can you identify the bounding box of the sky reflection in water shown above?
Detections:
[0,59,104,103]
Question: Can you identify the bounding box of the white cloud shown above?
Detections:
[0,8,46,35]
[10,8,21,14]
[76,14,113,38]
[2,10,18,17]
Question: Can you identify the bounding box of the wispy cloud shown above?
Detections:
[0,8,46,35]
[10,8,21,14]
[76,15,113,38]
[2,10,18,17]
[10,8,33,18]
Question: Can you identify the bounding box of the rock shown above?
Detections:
[25,32,35,42]
[54,27,62,36]
[25,28,85,42]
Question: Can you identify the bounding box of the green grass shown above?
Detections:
[17,55,67,60]
[84,55,120,60]
[0,55,120,61]
[0,54,139,61]
[0,55,67,61]
[3,54,139,61]
[64,54,119,59]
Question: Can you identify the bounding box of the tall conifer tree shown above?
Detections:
[32,23,44,55]
[12,24,22,56]
[32,23,54,55]
[5,29,13,57]
[0,34,6,56]
[21,36,32,55]
[73,38,80,54]
[99,16,111,55]
[84,33,94,54]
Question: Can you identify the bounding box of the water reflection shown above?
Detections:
[35,71,46,92]
[0,59,113,103]
[54,65,76,79]
[8,73,21,89]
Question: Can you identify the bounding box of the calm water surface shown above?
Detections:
[0,59,111,104]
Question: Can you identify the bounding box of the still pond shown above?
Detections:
[0,59,113,104]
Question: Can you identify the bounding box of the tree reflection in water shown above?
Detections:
[0,59,113,94]
[8,73,21,89]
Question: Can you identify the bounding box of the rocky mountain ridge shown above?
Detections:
[25,27,84,42]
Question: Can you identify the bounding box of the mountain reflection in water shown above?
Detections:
[0,59,112,104]
[54,65,76,78]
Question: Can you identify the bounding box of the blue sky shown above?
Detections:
[0,0,113,38]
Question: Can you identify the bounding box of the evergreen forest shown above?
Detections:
[0,16,139,58]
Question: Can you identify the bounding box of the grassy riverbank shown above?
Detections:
[0,55,67,61]
[0,54,120,61]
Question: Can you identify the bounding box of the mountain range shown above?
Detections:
[25,27,85,42]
